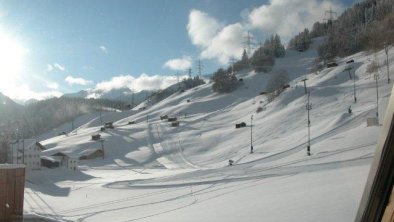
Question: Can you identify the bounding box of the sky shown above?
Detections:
[0,0,355,102]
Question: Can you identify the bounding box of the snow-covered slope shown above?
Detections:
[25,40,394,222]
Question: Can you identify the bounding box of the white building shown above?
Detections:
[66,156,78,171]
[7,139,44,171]
[51,152,79,171]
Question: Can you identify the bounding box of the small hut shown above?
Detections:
[168,117,177,122]
[171,121,180,127]
[104,122,114,129]
[79,149,104,160]
[235,122,246,129]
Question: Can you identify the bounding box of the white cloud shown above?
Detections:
[45,81,59,90]
[163,56,192,70]
[54,63,65,71]
[3,84,62,102]
[99,46,108,54]
[248,0,344,40]
[65,76,93,86]
[201,23,246,64]
[187,10,222,48]
[187,1,344,64]
[47,63,66,72]
[94,74,187,93]
[187,10,247,64]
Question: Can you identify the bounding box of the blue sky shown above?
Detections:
[0,0,354,101]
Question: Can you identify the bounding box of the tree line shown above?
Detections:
[212,34,286,93]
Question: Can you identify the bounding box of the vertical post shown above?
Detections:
[306,92,312,156]
[353,71,357,103]
[250,115,254,154]
[374,73,380,119]
[385,43,390,84]
[302,78,308,94]
[22,139,24,164]
[100,139,105,159]
[347,69,352,80]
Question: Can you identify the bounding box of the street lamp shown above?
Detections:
[345,67,357,103]
[384,42,390,83]
[374,73,380,119]
[306,92,312,156]
[250,115,254,154]
[301,78,308,94]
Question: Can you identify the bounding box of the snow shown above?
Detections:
[24,40,394,221]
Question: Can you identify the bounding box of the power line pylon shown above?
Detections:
[324,7,337,26]
[243,31,253,57]
[197,59,203,78]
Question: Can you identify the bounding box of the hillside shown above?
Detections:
[25,39,394,222]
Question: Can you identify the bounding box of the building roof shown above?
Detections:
[40,156,59,162]
[50,151,78,159]
[79,148,102,156]
[0,164,25,169]
[35,142,46,150]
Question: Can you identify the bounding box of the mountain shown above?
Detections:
[24,98,39,105]
[0,92,23,124]
[62,90,89,98]
[62,88,153,105]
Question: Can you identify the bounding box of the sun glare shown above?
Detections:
[0,32,27,97]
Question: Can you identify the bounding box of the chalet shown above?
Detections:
[160,115,168,120]
[79,148,104,160]
[104,122,114,129]
[51,152,79,171]
[7,140,44,171]
[40,156,60,168]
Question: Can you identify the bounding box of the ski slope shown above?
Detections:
[24,40,394,222]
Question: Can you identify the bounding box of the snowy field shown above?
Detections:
[25,39,394,222]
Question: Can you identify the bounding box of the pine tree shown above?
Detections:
[241,49,248,64]
[212,68,239,93]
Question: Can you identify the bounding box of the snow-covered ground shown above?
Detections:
[25,40,394,222]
